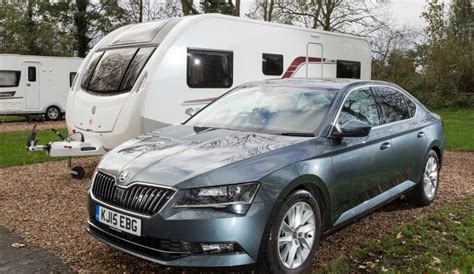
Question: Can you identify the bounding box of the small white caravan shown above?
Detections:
[28,14,371,177]
[0,54,83,120]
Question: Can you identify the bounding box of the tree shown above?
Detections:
[181,0,199,15]
[200,0,236,15]
[74,0,90,57]
[417,0,474,107]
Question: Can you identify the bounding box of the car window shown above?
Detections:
[406,96,417,117]
[337,88,380,127]
[374,87,410,123]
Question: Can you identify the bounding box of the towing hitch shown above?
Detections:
[26,125,106,180]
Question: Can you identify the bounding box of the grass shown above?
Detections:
[0,128,68,168]
[0,115,26,123]
[322,196,474,273]
[434,108,474,151]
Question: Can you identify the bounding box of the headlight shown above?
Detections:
[175,183,260,214]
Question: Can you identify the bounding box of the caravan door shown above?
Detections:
[23,62,40,109]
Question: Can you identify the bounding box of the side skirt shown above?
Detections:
[322,180,416,238]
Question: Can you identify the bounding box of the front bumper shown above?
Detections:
[87,196,274,267]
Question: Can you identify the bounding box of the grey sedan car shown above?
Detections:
[87,79,444,273]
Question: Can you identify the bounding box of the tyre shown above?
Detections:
[413,150,440,206]
[71,166,85,180]
[263,189,321,273]
[45,106,61,121]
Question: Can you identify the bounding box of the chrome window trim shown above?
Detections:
[90,169,178,219]
[328,84,417,136]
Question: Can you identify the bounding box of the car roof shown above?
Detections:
[243,78,395,91]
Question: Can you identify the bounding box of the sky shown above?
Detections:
[387,0,427,29]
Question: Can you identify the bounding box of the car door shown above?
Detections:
[329,87,396,226]
[372,86,427,185]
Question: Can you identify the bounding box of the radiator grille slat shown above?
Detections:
[91,171,174,216]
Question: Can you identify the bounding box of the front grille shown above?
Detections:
[89,220,189,261]
[92,171,175,216]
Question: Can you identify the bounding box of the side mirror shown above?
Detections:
[332,120,371,138]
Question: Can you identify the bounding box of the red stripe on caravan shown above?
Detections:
[282,56,324,79]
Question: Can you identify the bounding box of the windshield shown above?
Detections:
[186,85,338,135]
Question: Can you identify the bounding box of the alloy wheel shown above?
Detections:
[423,156,438,200]
[277,202,315,269]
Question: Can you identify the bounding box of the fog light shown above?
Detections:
[201,243,235,254]
[183,242,241,255]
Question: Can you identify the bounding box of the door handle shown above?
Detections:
[26,83,31,87]
[380,142,391,150]
[417,132,425,138]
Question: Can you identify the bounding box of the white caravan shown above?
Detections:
[0,54,83,120]
[28,14,371,177]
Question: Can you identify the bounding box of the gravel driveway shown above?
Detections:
[0,152,472,272]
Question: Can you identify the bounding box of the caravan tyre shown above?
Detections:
[45,106,61,121]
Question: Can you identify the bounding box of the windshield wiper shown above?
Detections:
[279,132,315,137]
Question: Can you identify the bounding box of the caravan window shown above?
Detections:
[81,51,104,90]
[28,67,36,82]
[70,72,77,87]
[0,71,21,87]
[336,60,361,79]
[120,47,155,91]
[81,47,154,94]
[262,53,284,76]
[187,48,233,88]
[88,48,137,93]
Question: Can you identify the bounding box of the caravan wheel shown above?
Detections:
[45,106,61,121]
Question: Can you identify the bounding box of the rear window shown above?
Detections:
[81,47,154,95]
[406,96,417,117]
[374,87,410,123]
[0,71,21,87]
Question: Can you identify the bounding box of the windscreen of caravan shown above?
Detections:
[81,47,155,95]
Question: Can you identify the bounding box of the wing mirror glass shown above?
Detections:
[332,120,371,138]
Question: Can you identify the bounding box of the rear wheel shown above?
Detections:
[263,189,321,273]
[45,106,61,121]
[413,150,440,206]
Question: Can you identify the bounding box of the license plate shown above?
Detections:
[95,205,141,236]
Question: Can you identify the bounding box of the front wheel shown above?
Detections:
[263,189,321,273]
[413,150,440,206]
[45,106,61,121]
